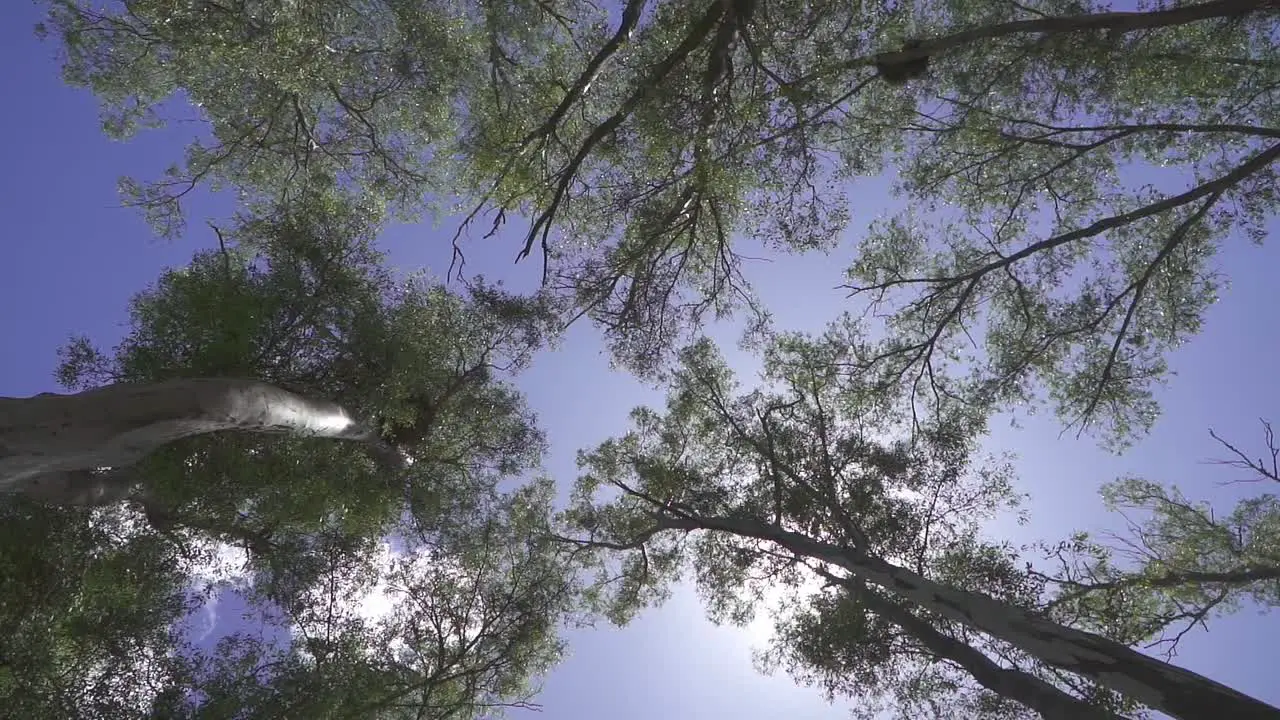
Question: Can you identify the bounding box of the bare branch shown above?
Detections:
[1208,419,1280,484]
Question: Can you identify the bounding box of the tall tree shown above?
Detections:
[1,377,404,502]
[557,331,1280,719]
[0,190,576,718]
[39,0,1280,411]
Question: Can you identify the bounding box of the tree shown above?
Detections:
[1,377,402,503]
[1036,420,1280,655]
[39,0,1280,408]
[0,189,576,718]
[146,480,574,720]
[0,499,195,719]
[557,332,1280,719]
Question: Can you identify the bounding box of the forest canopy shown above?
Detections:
[39,0,1278,438]
[3,0,1278,718]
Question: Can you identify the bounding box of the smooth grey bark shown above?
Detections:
[0,378,398,504]
[654,514,1280,720]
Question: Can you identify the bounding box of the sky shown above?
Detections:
[3,2,1279,717]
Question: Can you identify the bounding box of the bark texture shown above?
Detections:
[0,378,385,504]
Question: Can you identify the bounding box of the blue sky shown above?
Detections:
[3,3,1279,717]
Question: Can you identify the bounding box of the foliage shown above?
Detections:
[39,0,490,236]
[40,0,1279,427]
[1,189,576,718]
[0,500,194,718]
[843,4,1280,446]
[560,330,1164,718]
[150,481,571,719]
[25,0,1280,715]
[1038,420,1280,655]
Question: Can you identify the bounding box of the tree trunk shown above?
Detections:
[660,514,1280,720]
[0,378,382,502]
[854,584,1121,719]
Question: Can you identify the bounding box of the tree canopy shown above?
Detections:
[1,190,578,719]
[559,332,1280,719]
[1038,421,1280,655]
[39,0,1279,432]
[9,0,1280,718]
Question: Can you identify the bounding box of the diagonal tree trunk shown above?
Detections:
[0,378,398,504]
[847,578,1122,720]
[655,513,1280,720]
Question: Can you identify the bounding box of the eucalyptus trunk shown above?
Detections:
[659,514,1280,720]
[0,378,394,504]
[855,586,1122,719]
